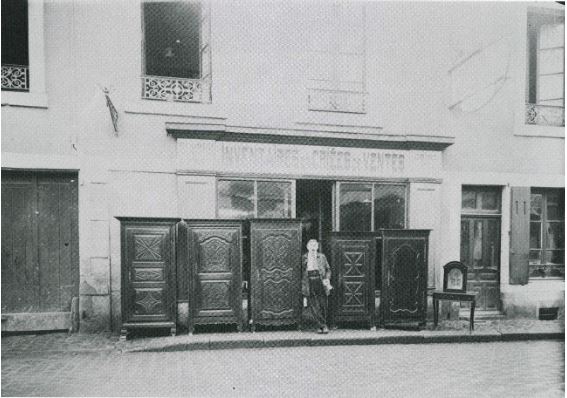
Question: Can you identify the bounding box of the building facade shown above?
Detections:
[1,0,564,332]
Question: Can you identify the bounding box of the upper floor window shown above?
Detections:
[1,0,29,91]
[526,8,565,127]
[142,0,211,103]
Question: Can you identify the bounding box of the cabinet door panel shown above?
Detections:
[121,221,176,325]
[381,230,429,327]
[330,234,375,326]
[186,222,243,329]
[250,220,302,327]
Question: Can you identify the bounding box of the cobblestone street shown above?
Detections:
[2,340,564,397]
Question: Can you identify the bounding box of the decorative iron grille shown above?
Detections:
[1,64,29,91]
[142,75,203,102]
[526,103,565,127]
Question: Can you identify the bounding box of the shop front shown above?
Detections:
[117,127,451,336]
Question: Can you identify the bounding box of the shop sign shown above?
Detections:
[177,140,441,179]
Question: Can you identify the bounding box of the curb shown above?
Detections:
[125,331,564,353]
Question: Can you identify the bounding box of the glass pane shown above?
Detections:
[144,2,201,79]
[472,220,483,267]
[546,222,565,249]
[530,222,542,249]
[545,250,564,265]
[339,183,371,231]
[257,181,292,219]
[530,194,543,221]
[1,0,29,66]
[374,185,406,229]
[546,190,565,220]
[537,74,564,102]
[529,249,542,265]
[480,191,499,210]
[461,190,476,209]
[217,180,254,219]
[460,220,470,263]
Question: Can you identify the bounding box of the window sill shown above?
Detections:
[1,91,48,109]
[515,123,564,138]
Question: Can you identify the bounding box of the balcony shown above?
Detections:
[525,103,565,127]
[1,64,29,91]
[142,75,206,103]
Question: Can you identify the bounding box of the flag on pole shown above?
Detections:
[103,87,119,134]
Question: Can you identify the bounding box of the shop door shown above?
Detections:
[185,220,244,332]
[329,233,376,328]
[2,171,79,331]
[250,220,302,330]
[460,217,501,310]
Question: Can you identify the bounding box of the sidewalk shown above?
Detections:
[2,318,563,356]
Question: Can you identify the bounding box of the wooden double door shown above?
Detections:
[2,171,79,331]
[329,230,429,329]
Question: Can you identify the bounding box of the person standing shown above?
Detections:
[302,239,332,334]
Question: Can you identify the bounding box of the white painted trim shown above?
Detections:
[1,92,48,108]
[1,152,80,170]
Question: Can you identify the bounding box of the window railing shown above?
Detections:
[1,64,29,91]
[525,103,565,127]
[142,75,204,103]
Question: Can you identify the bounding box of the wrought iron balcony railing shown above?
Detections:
[142,75,204,103]
[1,64,29,91]
[525,103,565,127]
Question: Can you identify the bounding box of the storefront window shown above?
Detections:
[338,182,406,231]
[339,183,372,231]
[529,188,565,278]
[374,185,406,229]
[257,181,292,218]
[218,179,293,219]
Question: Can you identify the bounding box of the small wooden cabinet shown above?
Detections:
[185,220,244,333]
[250,220,302,330]
[119,218,177,340]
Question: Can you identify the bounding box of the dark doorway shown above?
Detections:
[296,180,333,250]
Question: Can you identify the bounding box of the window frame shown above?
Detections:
[216,178,296,219]
[461,185,502,216]
[523,6,565,129]
[529,187,565,279]
[140,0,211,103]
[1,0,47,108]
[335,181,408,232]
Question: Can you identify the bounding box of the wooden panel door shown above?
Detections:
[186,221,243,332]
[461,217,501,310]
[121,219,177,337]
[330,233,375,328]
[2,172,79,331]
[381,229,429,328]
[250,220,302,330]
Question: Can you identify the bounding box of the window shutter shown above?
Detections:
[509,187,530,285]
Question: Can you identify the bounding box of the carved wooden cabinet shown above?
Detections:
[381,229,429,328]
[330,233,376,329]
[185,220,244,333]
[250,220,302,331]
[119,218,177,340]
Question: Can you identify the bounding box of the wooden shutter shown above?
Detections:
[509,187,530,285]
